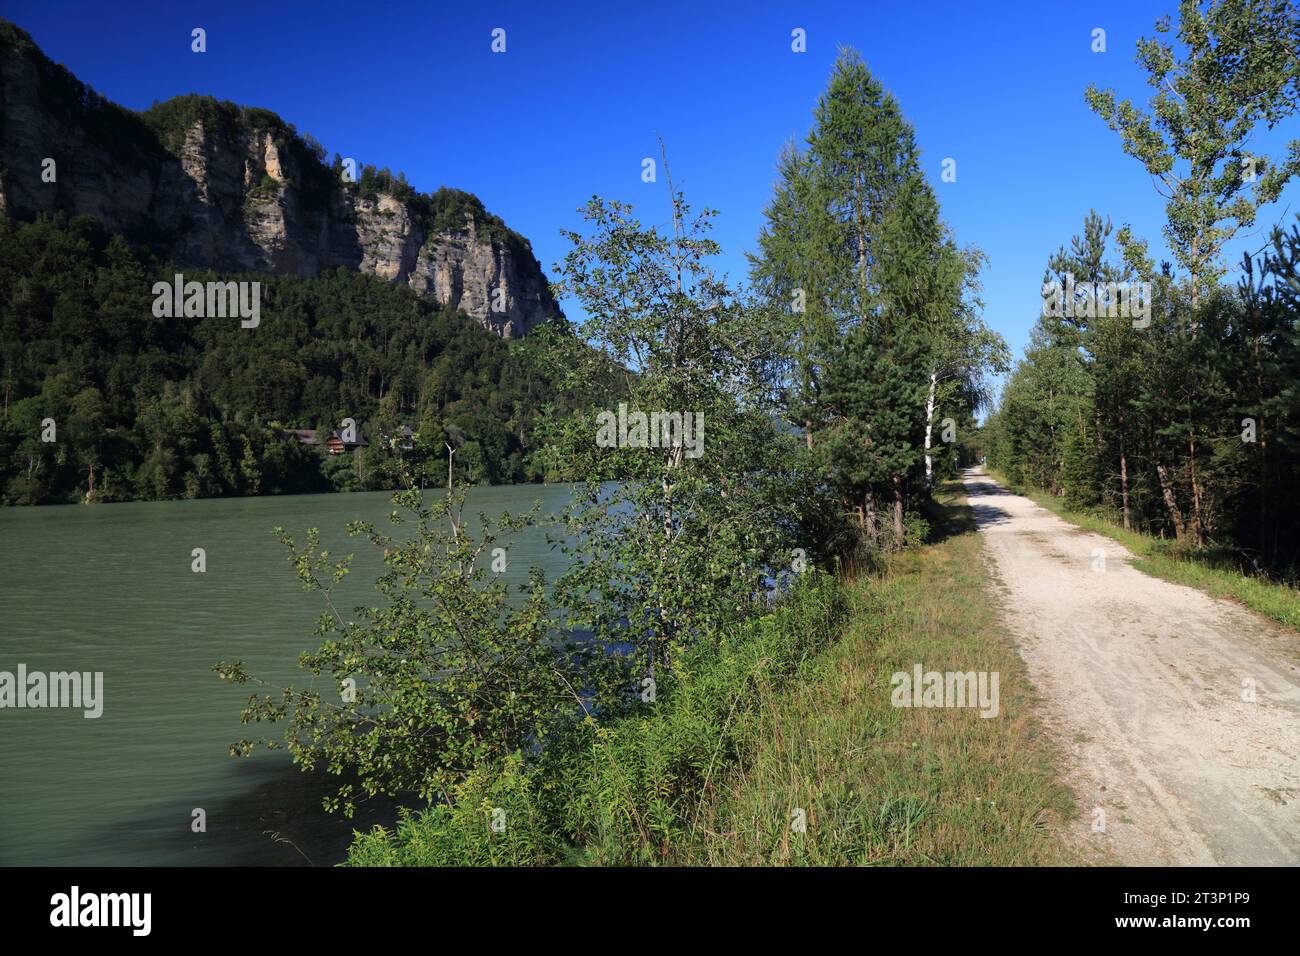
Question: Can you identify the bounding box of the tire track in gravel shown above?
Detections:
[963,468,1300,865]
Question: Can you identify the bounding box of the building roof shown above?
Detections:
[282,427,368,447]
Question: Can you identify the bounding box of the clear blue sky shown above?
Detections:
[8,0,1300,383]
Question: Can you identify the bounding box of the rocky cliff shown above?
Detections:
[0,20,558,337]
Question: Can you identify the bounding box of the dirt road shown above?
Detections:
[963,468,1300,865]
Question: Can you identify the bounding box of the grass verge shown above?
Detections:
[674,481,1079,865]
[990,469,1300,634]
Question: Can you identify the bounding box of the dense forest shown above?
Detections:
[985,0,1300,577]
[986,214,1300,572]
[0,213,599,504]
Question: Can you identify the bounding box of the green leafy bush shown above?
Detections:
[216,482,583,816]
[343,570,847,865]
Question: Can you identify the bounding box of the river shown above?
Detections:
[0,484,573,866]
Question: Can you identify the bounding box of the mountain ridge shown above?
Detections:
[0,19,559,337]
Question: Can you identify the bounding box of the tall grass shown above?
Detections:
[674,484,1080,865]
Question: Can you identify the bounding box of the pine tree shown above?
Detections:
[750,48,1005,554]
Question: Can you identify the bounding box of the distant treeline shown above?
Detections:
[985,215,1300,575]
[0,213,605,505]
[984,0,1300,576]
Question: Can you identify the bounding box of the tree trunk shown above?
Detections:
[923,370,936,488]
[1260,422,1271,565]
[1187,434,1206,548]
[1155,461,1186,542]
[1190,249,1199,336]
[863,490,878,551]
[1118,426,1131,531]
[892,475,904,550]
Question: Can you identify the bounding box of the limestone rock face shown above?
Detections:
[0,21,559,336]
[410,219,556,339]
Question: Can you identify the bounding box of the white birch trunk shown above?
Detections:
[923,369,937,487]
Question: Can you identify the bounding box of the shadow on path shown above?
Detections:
[969,501,1012,527]
[960,473,1014,528]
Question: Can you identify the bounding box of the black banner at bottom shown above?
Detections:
[3,866,1286,942]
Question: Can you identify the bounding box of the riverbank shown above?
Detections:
[344,481,1082,866]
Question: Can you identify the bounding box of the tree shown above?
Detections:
[216,480,579,816]
[749,142,837,450]
[67,386,105,502]
[1086,0,1300,318]
[540,179,801,689]
[1086,0,1300,544]
[750,48,1006,553]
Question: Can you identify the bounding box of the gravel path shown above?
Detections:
[963,468,1300,865]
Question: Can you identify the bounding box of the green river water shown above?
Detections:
[0,484,573,866]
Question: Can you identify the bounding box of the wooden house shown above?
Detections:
[282,427,368,455]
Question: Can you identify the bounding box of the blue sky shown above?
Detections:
[8,0,1300,386]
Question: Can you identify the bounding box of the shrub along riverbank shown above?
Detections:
[344,483,1081,866]
[343,569,848,865]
